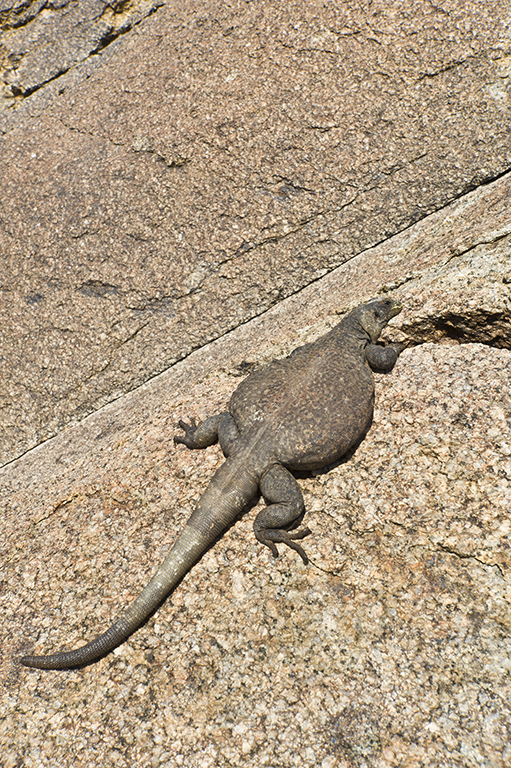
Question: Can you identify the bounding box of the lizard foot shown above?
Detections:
[256,527,312,565]
[174,417,198,448]
[174,413,225,450]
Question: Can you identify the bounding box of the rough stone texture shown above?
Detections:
[2,1,511,765]
[392,238,511,349]
[2,0,511,464]
[2,194,510,765]
[0,1,163,100]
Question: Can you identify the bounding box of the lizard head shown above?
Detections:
[355,297,402,342]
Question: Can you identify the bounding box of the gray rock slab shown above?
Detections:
[0,1,163,100]
[2,0,511,464]
[1,187,510,766]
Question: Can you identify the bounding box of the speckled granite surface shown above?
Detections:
[2,206,510,765]
[1,2,511,765]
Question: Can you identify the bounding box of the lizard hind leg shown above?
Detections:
[254,465,311,565]
[174,412,239,457]
[174,413,225,449]
[217,412,240,457]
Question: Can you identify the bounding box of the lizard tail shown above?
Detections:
[21,453,260,670]
[20,524,211,669]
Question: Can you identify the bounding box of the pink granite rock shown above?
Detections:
[1,2,510,766]
[2,223,510,766]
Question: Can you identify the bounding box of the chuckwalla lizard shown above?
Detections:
[21,297,403,669]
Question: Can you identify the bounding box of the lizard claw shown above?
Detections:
[256,527,312,565]
[174,417,198,447]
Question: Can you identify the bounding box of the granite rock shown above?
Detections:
[0,1,163,101]
[1,2,510,765]
[2,0,511,463]
[2,197,511,765]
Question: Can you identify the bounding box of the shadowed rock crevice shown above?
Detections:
[409,311,511,349]
[403,309,511,349]
[385,226,511,352]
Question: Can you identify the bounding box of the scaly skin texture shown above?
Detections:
[21,298,403,669]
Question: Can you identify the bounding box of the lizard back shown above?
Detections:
[229,331,375,470]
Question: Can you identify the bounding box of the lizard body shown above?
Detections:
[21,297,403,669]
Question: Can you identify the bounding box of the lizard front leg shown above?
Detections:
[365,342,405,372]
